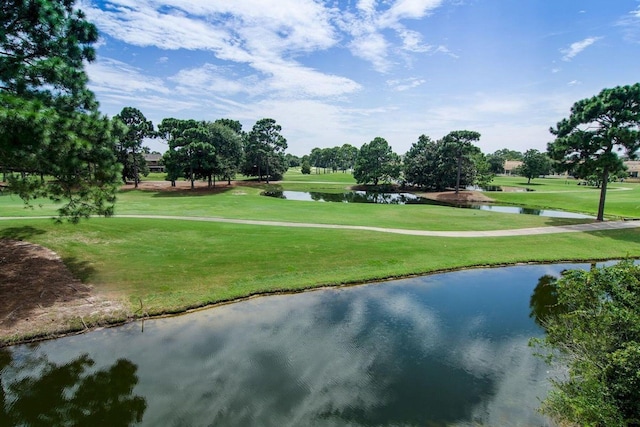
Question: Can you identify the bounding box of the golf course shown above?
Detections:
[1,172,639,344]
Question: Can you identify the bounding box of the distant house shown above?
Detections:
[503,160,522,175]
[626,160,640,178]
[144,153,164,173]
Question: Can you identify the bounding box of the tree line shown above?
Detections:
[1,0,639,225]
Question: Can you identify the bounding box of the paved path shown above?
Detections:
[4,214,636,238]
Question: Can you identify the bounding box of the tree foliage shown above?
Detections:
[0,0,120,221]
[441,130,481,194]
[515,149,551,184]
[113,107,154,187]
[403,133,488,191]
[548,83,640,220]
[531,261,640,427]
[353,137,401,186]
[242,118,287,183]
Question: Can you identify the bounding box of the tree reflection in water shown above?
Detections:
[529,274,568,328]
[0,348,146,427]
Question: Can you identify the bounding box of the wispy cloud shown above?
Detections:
[337,0,445,72]
[387,77,426,91]
[616,6,640,43]
[86,57,171,95]
[560,36,602,61]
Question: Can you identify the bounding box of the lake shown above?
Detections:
[0,263,589,426]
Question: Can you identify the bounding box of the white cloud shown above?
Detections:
[380,0,443,26]
[387,77,426,91]
[616,6,640,43]
[338,0,445,72]
[560,36,602,61]
[350,32,391,72]
[86,57,171,95]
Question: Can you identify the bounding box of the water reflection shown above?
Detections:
[0,349,146,426]
[263,190,429,204]
[4,264,587,426]
[262,190,594,218]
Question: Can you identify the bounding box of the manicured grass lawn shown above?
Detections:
[0,184,593,231]
[489,176,640,219]
[1,170,639,339]
[1,218,639,318]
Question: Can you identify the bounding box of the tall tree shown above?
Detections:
[0,0,120,221]
[207,121,243,185]
[338,144,358,172]
[516,149,552,184]
[403,134,486,191]
[243,118,287,183]
[353,137,401,186]
[113,107,154,188]
[403,135,440,188]
[549,84,640,221]
[441,130,481,194]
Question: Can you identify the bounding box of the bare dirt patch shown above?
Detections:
[0,239,127,345]
[417,190,495,203]
[123,179,260,193]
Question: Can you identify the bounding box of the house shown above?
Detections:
[503,160,522,175]
[625,160,640,178]
[144,153,164,173]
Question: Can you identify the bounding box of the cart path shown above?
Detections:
[3,215,638,238]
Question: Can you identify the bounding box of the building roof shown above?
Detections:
[144,153,163,162]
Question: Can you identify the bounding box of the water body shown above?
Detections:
[2,264,591,426]
[263,190,593,218]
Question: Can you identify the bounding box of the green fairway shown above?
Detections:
[1,217,639,317]
[489,176,640,219]
[1,171,639,342]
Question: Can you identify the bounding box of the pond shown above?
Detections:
[0,263,590,426]
[263,190,593,218]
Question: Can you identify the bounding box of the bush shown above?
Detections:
[533,260,640,426]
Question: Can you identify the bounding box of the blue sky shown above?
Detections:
[81,0,640,156]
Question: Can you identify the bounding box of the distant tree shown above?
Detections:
[532,260,640,426]
[486,153,507,174]
[0,0,120,222]
[338,144,358,172]
[403,135,440,188]
[113,107,154,188]
[207,121,243,185]
[471,151,495,188]
[285,153,301,168]
[441,130,482,194]
[242,118,287,183]
[176,125,216,189]
[353,137,401,186]
[493,148,524,161]
[301,159,311,174]
[403,134,488,191]
[548,84,640,221]
[158,118,198,186]
[515,149,551,184]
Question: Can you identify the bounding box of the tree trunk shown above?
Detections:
[455,154,462,195]
[133,148,139,189]
[596,166,609,221]
[266,159,270,184]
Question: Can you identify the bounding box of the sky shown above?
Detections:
[80,0,640,156]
